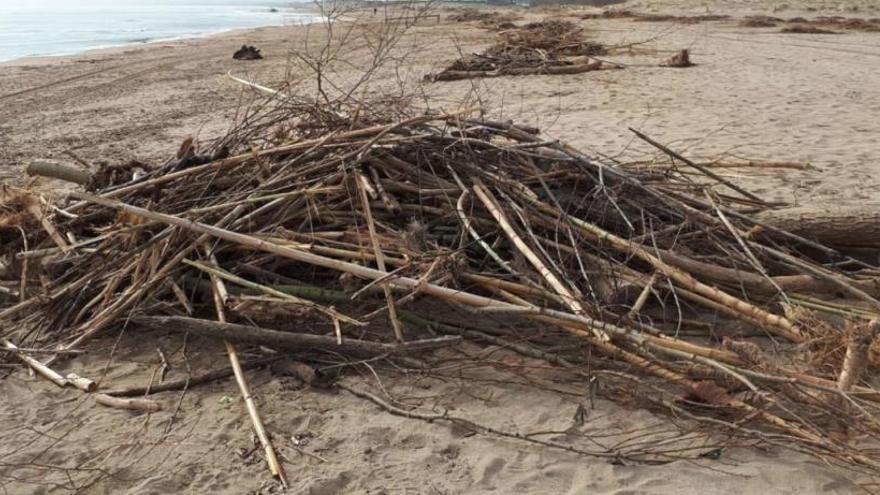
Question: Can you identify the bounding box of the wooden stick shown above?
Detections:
[2,339,68,387]
[628,272,658,317]
[355,171,404,342]
[629,128,765,203]
[26,201,70,252]
[206,252,288,488]
[839,321,879,392]
[132,316,459,356]
[368,166,400,213]
[183,259,362,326]
[66,373,97,392]
[473,183,609,341]
[103,357,281,397]
[94,394,162,413]
[0,346,83,355]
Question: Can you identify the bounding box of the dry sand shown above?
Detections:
[2,0,880,493]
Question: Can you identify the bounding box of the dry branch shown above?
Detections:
[94,394,162,413]
[132,316,459,357]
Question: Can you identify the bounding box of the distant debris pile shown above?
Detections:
[427,20,614,81]
[660,49,694,68]
[233,45,263,60]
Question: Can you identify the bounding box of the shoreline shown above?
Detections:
[0,7,323,67]
[0,21,309,67]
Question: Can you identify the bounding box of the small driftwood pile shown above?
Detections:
[5,103,880,483]
[585,9,880,34]
[428,20,613,81]
[447,9,516,25]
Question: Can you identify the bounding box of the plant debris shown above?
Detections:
[233,45,263,60]
[428,20,613,81]
[660,49,694,68]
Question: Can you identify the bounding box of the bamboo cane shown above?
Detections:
[205,253,288,488]
[2,339,68,387]
[355,171,404,342]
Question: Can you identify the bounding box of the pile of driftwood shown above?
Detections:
[581,10,730,24]
[447,8,516,25]
[428,20,613,81]
[583,9,880,33]
[5,103,880,484]
[740,14,880,33]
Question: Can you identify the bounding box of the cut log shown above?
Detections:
[26,160,92,186]
[756,205,880,248]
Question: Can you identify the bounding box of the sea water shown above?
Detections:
[0,0,319,63]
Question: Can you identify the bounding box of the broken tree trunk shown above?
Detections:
[756,205,880,248]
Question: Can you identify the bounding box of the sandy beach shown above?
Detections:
[2,0,880,493]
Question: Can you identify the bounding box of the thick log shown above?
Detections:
[132,316,460,356]
[756,205,880,248]
[658,250,880,297]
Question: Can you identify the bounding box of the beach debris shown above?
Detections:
[94,394,163,413]
[584,10,880,33]
[781,25,837,34]
[838,320,879,392]
[739,16,782,27]
[233,45,263,60]
[26,160,92,186]
[428,20,614,81]
[660,49,694,68]
[5,83,880,484]
[66,373,97,392]
[447,9,514,24]
[754,205,880,249]
[581,10,729,24]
